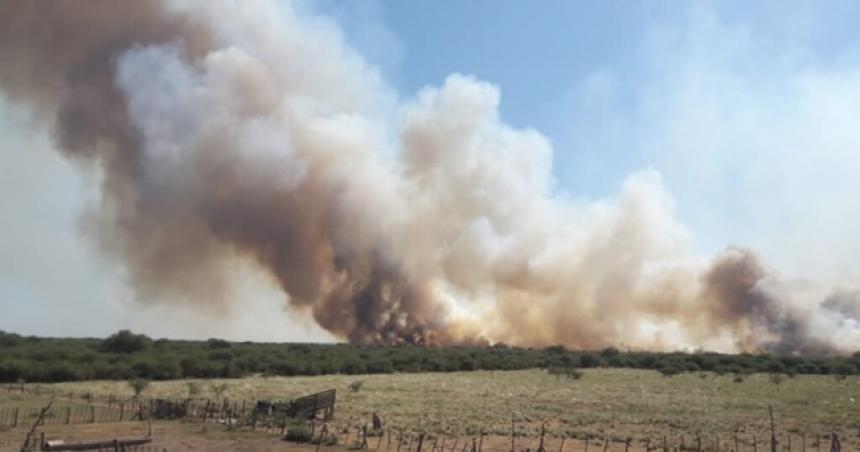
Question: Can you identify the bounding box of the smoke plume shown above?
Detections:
[1,0,858,353]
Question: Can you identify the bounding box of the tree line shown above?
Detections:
[0,330,858,383]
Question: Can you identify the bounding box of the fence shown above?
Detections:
[0,403,148,428]
[329,425,847,452]
[0,385,331,429]
[2,385,852,451]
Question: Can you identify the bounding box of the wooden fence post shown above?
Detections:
[361,426,370,449]
[510,417,515,452]
[538,423,546,452]
[66,406,71,424]
[602,436,609,452]
[90,405,96,423]
[829,432,840,452]
[769,406,777,452]
[584,438,589,452]
[12,408,18,428]
[557,436,565,452]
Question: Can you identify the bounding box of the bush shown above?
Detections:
[0,362,22,383]
[2,331,859,384]
[102,330,150,354]
[579,353,602,368]
[547,366,583,380]
[600,347,620,358]
[207,338,231,349]
[283,423,314,442]
[657,364,683,377]
[47,364,80,382]
[210,382,229,398]
[769,373,785,391]
[129,378,150,397]
[186,381,202,398]
[0,331,21,347]
[545,345,567,353]
[349,380,365,392]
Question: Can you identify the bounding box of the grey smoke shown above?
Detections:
[1,0,858,354]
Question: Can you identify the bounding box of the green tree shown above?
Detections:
[102,330,150,354]
[129,378,150,399]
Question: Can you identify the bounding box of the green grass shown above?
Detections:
[9,368,858,442]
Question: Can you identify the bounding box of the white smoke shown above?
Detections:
[0,0,858,353]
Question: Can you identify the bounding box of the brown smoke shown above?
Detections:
[1,0,858,354]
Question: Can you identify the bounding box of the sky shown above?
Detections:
[3,0,860,341]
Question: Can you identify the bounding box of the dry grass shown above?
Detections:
[10,369,860,435]
[8,369,855,441]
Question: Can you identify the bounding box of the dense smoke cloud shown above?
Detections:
[1,0,858,353]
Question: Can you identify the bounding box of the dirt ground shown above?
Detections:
[0,421,328,452]
[0,420,857,452]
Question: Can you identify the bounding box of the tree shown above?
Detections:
[769,373,785,393]
[128,378,150,399]
[102,330,150,354]
[207,338,231,349]
[210,382,229,399]
[186,381,202,398]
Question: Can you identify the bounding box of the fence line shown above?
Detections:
[2,385,851,451]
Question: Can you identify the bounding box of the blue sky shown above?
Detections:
[310,0,860,272]
[3,1,860,340]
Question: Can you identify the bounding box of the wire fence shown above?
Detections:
[2,385,852,451]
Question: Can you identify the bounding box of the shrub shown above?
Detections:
[102,330,150,354]
[47,364,80,382]
[129,378,150,398]
[207,338,231,349]
[0,362,22,383]
[0,331,21,347]
[600,347,620,358]
[547,366,583,380]
[283,422,314,442]
[579,353,602,368]
[657,364,683,377]
[349,380,365,392]
[769,373,785,392]
[186,381,202,398]
[210,382,229,398]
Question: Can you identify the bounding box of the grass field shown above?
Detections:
[4,369,858,445]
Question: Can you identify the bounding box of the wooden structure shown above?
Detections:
[285,389,336,420]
